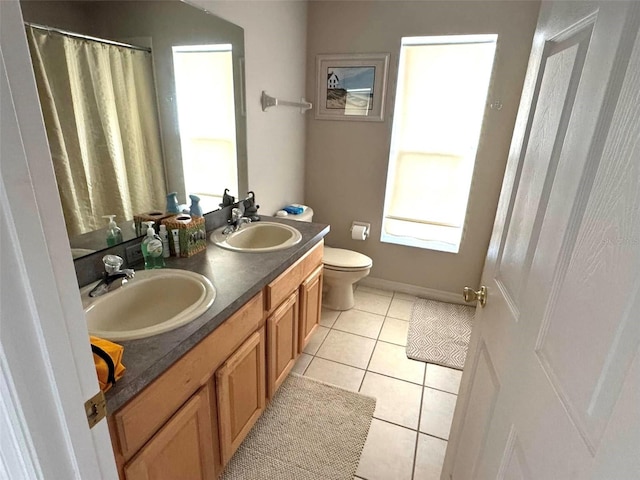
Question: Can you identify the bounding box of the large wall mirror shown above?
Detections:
[20,0,248,259]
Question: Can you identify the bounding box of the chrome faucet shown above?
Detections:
[223,207,252,235]
[89,255,135,297]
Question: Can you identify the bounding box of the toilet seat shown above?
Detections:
[323,247,373,272]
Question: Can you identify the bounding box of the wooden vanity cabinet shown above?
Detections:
[108,240,325,479]
[216,328,266,466]
[265,241,324,398]
[266,291,299,398]
[124,381,216,480]
[299,264,323,351]
[109,292,264,479]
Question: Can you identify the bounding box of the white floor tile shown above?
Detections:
[315,330,376,369]
[387,297,415,320]
[368,341,425,384]
[419,387,457,440]
[356,419,416,480]
[425,364,463,394]
[353,290,392,315]
[333,309,385,339]
[414,434,447,480]
[304,357,365,391]
[378,317,409,346]
[302,325,330,355]
[319,308,340,328]
[359,372,422,429]
[291,353,313,375]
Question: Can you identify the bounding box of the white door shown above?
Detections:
[444,1,640,478]
[1,1,117,478]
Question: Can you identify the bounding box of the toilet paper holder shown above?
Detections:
[351,221,370,239]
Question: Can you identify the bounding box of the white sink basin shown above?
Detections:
[210,221,302,252]
[81,269,215,341]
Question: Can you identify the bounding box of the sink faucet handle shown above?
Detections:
[231,207,244,222]
[103,254,124,274]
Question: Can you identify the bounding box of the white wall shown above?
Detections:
[191,0,308,215]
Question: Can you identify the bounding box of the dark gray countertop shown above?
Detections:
[105,217,329,413]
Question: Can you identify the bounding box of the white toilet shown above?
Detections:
[283,206,373,311]
[322,246,372,310]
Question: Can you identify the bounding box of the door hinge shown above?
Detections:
[85,390,107,429]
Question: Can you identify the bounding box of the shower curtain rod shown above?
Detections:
[24,22,152,53]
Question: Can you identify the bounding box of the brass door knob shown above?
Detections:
[463,286,487,307]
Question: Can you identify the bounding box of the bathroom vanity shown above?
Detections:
[102,218,329,479]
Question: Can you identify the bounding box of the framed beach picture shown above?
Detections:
[316,53,390,121]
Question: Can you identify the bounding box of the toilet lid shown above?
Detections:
[324,247,373,270]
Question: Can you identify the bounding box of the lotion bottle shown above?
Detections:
[171,229,181,257]
[159,224,170,258]
[141,221,165,269]
[103,215,123,246]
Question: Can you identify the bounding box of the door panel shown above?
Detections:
[216,329,266,466]
[451,341,500,479]
[445,2,640,478]
[267,291,298,399]
[497,25,590,310]
[124,384,216,480]
[299,264,323,351]
[536,21,640,448]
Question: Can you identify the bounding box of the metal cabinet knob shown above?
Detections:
[463,286,487,307]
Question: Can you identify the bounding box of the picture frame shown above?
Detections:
[315,53,390,122]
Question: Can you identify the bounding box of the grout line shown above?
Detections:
[374,417,418,434]
[411,366,428,480]
[316,300,454,480]
[331,325,384,341]
[423,385,460,396]
[370,415,420,434]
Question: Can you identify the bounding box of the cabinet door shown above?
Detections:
[216,328,266,466]
[267,291,299,399]
[299,264,323,351]
[124,383,216,480]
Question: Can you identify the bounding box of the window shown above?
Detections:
[172,44,237,212]
[381,35,497,253]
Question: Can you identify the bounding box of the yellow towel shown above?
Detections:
[90,336,125,393]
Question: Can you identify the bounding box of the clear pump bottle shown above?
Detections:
[103,215,123,247]
[141,221,165,269]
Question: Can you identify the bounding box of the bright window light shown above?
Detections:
[172,44,237,212]
[381,35,497,253]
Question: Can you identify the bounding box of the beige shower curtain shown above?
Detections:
[26,26,166,237]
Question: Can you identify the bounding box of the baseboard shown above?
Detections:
[358,276,466,305]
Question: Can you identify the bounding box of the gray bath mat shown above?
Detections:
[220,374,376,480]
[406,299,474,370]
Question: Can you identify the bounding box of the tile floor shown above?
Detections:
[293,284,462,480]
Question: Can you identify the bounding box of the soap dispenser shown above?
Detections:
[141,221,165,269]
[103,215,123,246]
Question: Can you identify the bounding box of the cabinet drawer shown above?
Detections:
[266,241,323,312]
[112,292,264,460]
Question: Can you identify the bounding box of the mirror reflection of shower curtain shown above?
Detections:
[25,26,166,237]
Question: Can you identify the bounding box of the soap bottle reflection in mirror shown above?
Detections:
[103,215,123,247]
